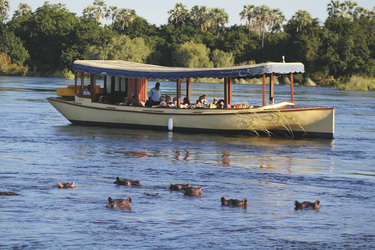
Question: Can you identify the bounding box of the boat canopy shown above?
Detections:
[72,60,304,80]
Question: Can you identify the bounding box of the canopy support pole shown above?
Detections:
[80,72,85,95]
[186,78,191,102]
[90,74,96,102]
[74,72,78,95]
[290,73,294,103]
[228,77,232,107]
[177,79,181,108]
[224,78,228,108]
[269,72,274,104]
[104,75,107,94]
[262,74,266,106]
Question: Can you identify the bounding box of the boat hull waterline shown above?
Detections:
[48,97,335,138]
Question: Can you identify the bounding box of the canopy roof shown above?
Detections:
[72,60,304,80]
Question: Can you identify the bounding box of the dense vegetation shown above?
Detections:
[0,0,374,90]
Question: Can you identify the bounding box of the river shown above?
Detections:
[1,76,374,249]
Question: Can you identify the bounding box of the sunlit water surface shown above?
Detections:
[1,77,375,248]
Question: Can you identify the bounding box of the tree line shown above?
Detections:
[0,0,374,87]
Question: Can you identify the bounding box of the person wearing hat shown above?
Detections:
[210,98,218,108]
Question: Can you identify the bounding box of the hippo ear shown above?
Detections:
[116,177,120,181]
[128,197,132,202]
[315,200,320,205]
[294,200,299,206]
[221,197,225,202]
[108,197,113,202]
[169,183,173,187]
[243,198,247,204]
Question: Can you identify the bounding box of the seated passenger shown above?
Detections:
[152,96,167,108]
[202,95,208,106]
[169,97,178,108]
[182,97,190,108]
[209,98,218,108]
[119,97,130,106]
[195,96,208,109]
[217,99,225,109]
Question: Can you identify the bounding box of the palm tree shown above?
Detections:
[211,8,228,37]
[94,0,107,22]
[254,5,272,48]
[54,3,69,12]
[0,0,10,22]
[344,0,358,17]
[353,6,368,19]
[117,8,136,31]
[190,5,210,31]
[14,3,32,18]
[327,0,345,17]
[82,5,96,19]
[292,10,313,32]
[168,3,189,26]
[106,6,119,25]
[269,8,285,33]
[239,4,256,33]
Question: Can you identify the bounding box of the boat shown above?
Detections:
[47,60,335,138]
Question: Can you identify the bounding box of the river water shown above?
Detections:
[1,76,374,249]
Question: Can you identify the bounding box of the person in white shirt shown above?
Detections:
[148,82,161,106]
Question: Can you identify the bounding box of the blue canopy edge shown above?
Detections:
[72,60,304,80]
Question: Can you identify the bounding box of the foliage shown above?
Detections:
[210,49,234,68]
[0,24,30,64]
[0,53,28,76]
[0,0,374,89]
[172,41,213,68]
[88,35,150,63]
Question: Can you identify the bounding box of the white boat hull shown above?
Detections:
[47,96,335,138]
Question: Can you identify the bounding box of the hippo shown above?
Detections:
[114,177,141,186]
[184,186,203,196]
[294,200,320,210]
[169,183,191,191]
[58,181,75,188]
[221,197,247,206]
[106,197,132,209]
[0,191,19,196]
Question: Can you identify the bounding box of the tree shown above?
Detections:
[240,5,285,49]
[88,35,150,63]
[14,3,32,18]
[172,41,213,68]
[211,49,234,68]
[0,24,30,64]
[291,10,313,32]
[116,8,136,31]
[0,0,10,22]
[82,5,96,20]
[93,0,107,22]
[327,0,345,17]
[168,3,189,26]
[106,6,119,25]
[211,8,229,37]
[239,4,256,33]
[190,5,211,31]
